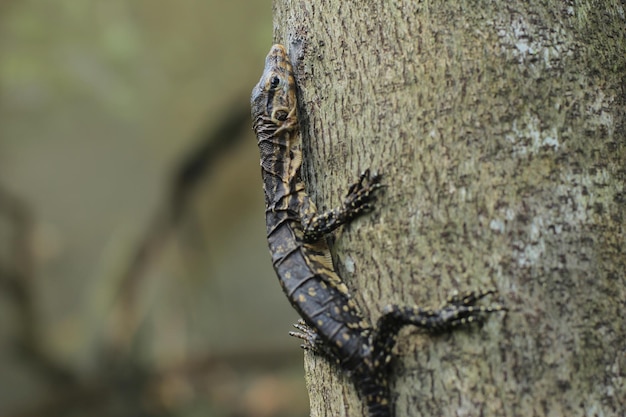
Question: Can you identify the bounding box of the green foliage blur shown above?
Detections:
[0,1,308,416]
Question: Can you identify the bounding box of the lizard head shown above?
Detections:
[250,44,298,133]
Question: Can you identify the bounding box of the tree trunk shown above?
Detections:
[273,1,625,416]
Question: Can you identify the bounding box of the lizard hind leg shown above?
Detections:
[370,290,505,369]
[377,289,504,334]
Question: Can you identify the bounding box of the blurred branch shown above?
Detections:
[0,185,77,385]
[2,98,271,417]
[170,98,252,221]
[110,99,251,352]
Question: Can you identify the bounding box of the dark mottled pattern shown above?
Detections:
[251,44,503,417]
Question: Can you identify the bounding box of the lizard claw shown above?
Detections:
[344,169,384,215]
[289,320,323,352]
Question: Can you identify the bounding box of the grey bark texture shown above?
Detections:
[273,1,625,416]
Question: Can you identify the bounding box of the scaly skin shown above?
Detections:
[251,44,503,417]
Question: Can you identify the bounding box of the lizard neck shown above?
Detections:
[255,114,303,209]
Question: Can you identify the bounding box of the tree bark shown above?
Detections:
[273,1,625,416]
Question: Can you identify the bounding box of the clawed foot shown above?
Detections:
[290,320,341,363]
[303,169,383,242]
[289,319,323,352]
[344,169,384,216]
[378,289,505,334]
[438,288,506,328]
[445,288,499,307]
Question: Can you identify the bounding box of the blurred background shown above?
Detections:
[0,1,309,416]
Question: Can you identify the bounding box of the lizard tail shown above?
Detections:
[358,373,392,417]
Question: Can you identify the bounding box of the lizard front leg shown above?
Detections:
[302,169,383,242]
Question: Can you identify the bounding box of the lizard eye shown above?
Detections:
[274,109,288,121]
[270,76,280,89]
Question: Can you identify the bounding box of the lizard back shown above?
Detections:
[251,44,373,371]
